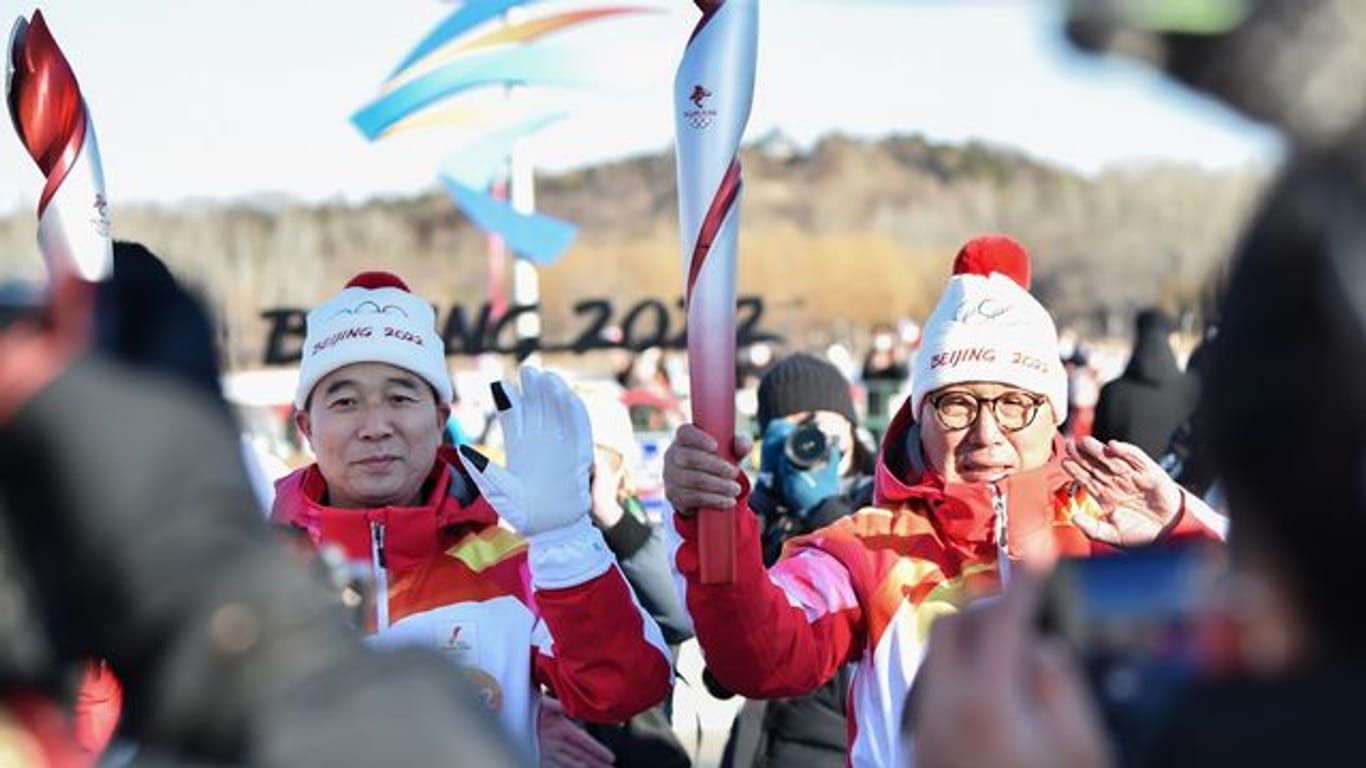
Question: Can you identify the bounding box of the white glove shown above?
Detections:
[458,366,612,588]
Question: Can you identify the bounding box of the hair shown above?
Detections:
[100,241,222,402]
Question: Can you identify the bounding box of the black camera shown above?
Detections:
[784,422,828,469]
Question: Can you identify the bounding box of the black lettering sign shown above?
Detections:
[261,309,307,365]
[621,298,670,351]
[489,304,542,362]
[569,299,613,354]
[442,303,493,356]
[737,296,782,346]
[259,296,783,365]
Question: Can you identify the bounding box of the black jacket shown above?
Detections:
[1094,317,1198,458]
[721,666,853,768]
[0,358,526,767]
[1144,671,1366,768]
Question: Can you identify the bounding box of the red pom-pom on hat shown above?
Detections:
[345,271,410,292]
[952,235,1031,290]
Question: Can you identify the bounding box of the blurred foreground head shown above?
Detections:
[1204,151,1366,662]
[100,241,221,399]
[1068,0,1366,161]
[1067,0,1366,663]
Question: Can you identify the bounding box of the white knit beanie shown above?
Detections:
[909,235,1067,425]
[294,271,452,409]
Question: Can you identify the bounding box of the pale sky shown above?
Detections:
[0,0,1281,216]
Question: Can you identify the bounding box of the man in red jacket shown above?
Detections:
[272,271,671,759]
[662,236,1224,767]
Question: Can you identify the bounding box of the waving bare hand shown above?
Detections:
[1061,436,1182,547]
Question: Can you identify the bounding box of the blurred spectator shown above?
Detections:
[736,341,776,392]
[860,324,909,427]
[824,342,860,384]
[898,318,923,355]
[79,240,229,755]
[1063,347,1101,440]
[1155,148,1366,765]
[576,388,693,767]
[618,347,674,398]
[1159,331,1219,498]
[580,388,692,643]
[98,241,288,513]
[861,325,909,384]
[1093,309,1198,458]
[619,347,683,432]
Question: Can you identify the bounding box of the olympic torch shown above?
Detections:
[7,10,112,285]
[675,0,758,584]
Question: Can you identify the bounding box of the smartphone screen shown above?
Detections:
[1041,544,1224,765]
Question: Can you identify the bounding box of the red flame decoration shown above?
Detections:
[690,0,725,43]
[7,10,88,216]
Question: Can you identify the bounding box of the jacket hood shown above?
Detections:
[271,445,498,570]
[1124,324,1183,385]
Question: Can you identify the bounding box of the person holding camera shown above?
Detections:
[749,353,875,567]
[721,352,874,767]
[662,236,1224,767]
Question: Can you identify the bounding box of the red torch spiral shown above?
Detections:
[7,10,88,216]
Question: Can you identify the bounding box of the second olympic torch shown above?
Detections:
[7,9,112,284]
[675,0,758,584]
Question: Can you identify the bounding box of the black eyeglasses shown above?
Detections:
[928,390,1046,432]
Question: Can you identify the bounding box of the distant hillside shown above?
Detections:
[0,132,1267,368]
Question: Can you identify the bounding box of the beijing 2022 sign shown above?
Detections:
[260,295,782,365]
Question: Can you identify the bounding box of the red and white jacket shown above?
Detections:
[273,447,672,752]
[669,401,1222,767]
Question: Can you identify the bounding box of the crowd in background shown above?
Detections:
[203,251,1217,768]
[233,308,1204,495]
[4,1,1366,766]
[0,235,1220,768]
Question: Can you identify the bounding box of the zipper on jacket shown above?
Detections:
[371,521,390,629]
[991,484,1011,588]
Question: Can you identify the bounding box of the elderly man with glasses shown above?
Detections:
[662,236,1224,767]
